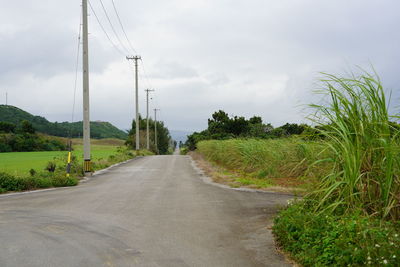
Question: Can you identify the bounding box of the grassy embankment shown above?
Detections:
[195,72,400,266]
[0,138,152,193]
[196,138,331,192]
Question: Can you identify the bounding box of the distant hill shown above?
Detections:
[0,105,128,139]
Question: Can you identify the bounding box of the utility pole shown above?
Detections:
[82,0,91,174]
[5,92,7,106]
[145,89,154,150]
[154,108,160,154]
[126,55,141,151]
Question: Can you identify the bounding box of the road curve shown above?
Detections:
[0,155,292,267]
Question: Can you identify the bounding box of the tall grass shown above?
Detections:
[310,71,400,220]
[197,138,329,179]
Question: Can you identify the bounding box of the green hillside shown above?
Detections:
[0,105,128,139]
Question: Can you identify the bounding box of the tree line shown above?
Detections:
[185,110,320,150]
[126,115,173,154]
[0,105,127,139]
[0,121,66,152]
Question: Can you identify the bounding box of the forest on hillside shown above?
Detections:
[0,105,127,139]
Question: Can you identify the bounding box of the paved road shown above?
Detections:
[0,155,292,267]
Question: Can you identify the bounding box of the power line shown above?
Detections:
[67,6,83,177]
[88,0,125,56]
[110,0,138,55]
[97,0,130,54]
[71,14,82,125]
[139,58,153,90]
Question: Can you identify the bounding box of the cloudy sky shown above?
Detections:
[0,0,399,132]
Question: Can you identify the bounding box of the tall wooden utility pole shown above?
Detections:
[145,89,154,150]
[82,0,91,174]
[126,55,141,151]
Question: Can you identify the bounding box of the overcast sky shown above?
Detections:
[0,0,399,132]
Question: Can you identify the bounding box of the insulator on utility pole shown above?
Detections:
[126,55,141,151]
[145,89,154,150]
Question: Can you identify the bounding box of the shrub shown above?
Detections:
[45,161,56,172]
[29,168,36,176]
[0,172,26,191]
[273,201,400,266]
[50,175,78,187]
[180,147,188,155]
[35,177,53,188]
[0,171,78,192]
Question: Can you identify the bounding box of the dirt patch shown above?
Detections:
[189,151,236,185]
[189,151,307,195]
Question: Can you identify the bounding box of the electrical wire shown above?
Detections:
[138,59,165,126]
[110,0,138,55]
[97,0,131,54]
[88,0,126,56]
[139,58,154,90]
[70,12,82,136]
[66,10,83,167]
[87,1,163,132]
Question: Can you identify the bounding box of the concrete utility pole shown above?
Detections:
[145,89,154,150]
[82,0,91,174]
[154,108,160,154]
[126,55,141,151]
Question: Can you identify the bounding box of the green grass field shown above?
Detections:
[0,140,124,175]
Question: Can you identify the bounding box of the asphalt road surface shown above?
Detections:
[0,154,292,267]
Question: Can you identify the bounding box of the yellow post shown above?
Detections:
[66,151,72,177]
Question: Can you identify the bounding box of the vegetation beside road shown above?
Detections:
[0,137,150,194]
[274,72,400,266]
[196,138,330,191]
[127,115,174,155]
[0,171,78,193]
[185,109,310,151]
[273,201,400,266]
[186,70,400,266]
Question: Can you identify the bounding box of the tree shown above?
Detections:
[0,122,16,133]
[126,116,173,155]
[20,120,35,134]
[280,123,306,135]
[208,110,230,135]
[249,116,262,125]
[226,116,250,136]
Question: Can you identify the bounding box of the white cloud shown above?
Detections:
[0,0,399,132]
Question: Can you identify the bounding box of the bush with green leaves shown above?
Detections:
[0,171,78,192]
[29,168,36,176]
[273,201,400,266]
[45,161,57,172]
